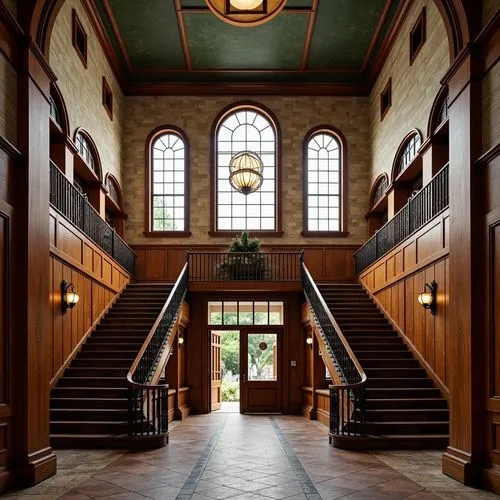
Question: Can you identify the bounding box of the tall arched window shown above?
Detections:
[303,126,347,235]
[393,130,422,180]
[212,102,281,235]
[146,126,189,235]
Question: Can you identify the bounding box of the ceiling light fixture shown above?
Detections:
[205,0,287,27]
[229,151,264,195]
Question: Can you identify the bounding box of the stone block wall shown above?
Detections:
[123,95,371,246]
[368,0,449,186]
[49,0,124,183]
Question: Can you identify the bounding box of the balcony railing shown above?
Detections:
[188,252,301,282]
[301,259,367,439]
[127,263,189,438]
[355,164,449,275]
[49,162,136,275]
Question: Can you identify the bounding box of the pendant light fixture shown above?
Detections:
[205,0,287,27]
[229,151,264,195]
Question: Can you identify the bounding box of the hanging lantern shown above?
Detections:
[229,151,264,195]
[205,0,287,27]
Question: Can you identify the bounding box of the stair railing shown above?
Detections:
[301,257,367,439]
[126,263,189,438]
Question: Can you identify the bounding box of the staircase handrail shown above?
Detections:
[126,262,189,437]
[301,262,366,388]
[301,260,367,438]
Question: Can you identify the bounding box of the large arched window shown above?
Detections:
[212,102,281,235]
[303,126,347,235]
[146,126,189,235]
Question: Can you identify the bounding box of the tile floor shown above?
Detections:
[5,414,498,500]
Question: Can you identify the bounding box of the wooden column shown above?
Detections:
[12,40,57,486]
[442,46,484,486]
[387,185,407,218]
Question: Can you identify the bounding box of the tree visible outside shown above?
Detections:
[220,331,277,402]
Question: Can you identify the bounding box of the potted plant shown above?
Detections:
[217,231,269,280]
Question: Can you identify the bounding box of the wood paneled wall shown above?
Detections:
[132,244,359,282]
[359,209,450,394]
[49,206,130,385]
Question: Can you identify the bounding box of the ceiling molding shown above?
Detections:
[175,0,192,70]
[125,81,369,97]
[361,0,393,73]
[178,5,315,13]
[368,0,415,86]
[300,0,318,71]
[79,0,126,90]
[100,0,133,72]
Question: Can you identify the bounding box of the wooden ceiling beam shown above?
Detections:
[300,0,318,71]
[175,0,192,71]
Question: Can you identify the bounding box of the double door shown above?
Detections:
[211,328,282,413]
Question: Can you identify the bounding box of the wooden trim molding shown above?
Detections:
[210,101,283,237]
[475,143,500,167]
[144,125,191,237]
[302,125,349,236]
[0,136,23,162]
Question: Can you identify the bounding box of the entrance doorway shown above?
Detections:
[210,328,282,413]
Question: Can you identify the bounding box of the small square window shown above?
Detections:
[410,8,426,65]
[380,78,392,121]
[72,9,87,68]
[102,77,113,120]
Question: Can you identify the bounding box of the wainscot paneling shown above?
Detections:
[132,244,359,282]
[359,209,450,395]
[49,206,131,386]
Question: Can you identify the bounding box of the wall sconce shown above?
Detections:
[178,336,184,347]
[418,281,437,315]
[306,336,313,349]
[61,281,80,312]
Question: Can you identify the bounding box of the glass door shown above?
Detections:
[240,330,282,413]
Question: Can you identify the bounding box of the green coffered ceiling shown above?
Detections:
[93,0,404,88]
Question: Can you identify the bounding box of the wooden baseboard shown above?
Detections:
[442,447,482,486]
[302,405,316,420]
[316,408,329,427]
[482,465,500,494]
[0,467,15,494]
[49,280,129,388]
[16,447,57,488]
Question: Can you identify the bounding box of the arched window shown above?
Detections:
[75,129,100,179]
[104,173,126,237]
[146,126,189,235]
[212,102,281,234]
[394,130,421,179]
[303,126,347,235]
[370,174,389,209]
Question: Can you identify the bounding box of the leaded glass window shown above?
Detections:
[151,131,186,232]
[396,133,421,176]
[305,131,342,232]
[75,132,96,174]
[215,106,277,232]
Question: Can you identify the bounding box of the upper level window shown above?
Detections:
[146,127,189,235]
[372,175,388,208]
[75,131,97,174]
[303,127,347,235]
[213,103,280,235]
[396,132,421,177]
[49,96,61,126]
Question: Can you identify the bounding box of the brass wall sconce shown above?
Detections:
[418,280,436,315]
[178,336,184,347]
[306,336,313,349]
[61,281,80,312]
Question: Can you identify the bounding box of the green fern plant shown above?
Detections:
[217,231,269,280]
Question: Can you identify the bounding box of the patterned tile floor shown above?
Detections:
[5,414,498,499]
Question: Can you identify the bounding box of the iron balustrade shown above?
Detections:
[355,164,449,275]
[301,258,367,439]
[188,252,301,281]
[49,162,136,275]
[127,263,189,437]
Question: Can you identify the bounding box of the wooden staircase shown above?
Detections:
[50,282,173,449]
[318,282,449,449]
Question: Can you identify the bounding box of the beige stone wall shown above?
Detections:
[368,0,449,185]
[49,0,124,183]
[123,96,370,246]
[0,51,17,146]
